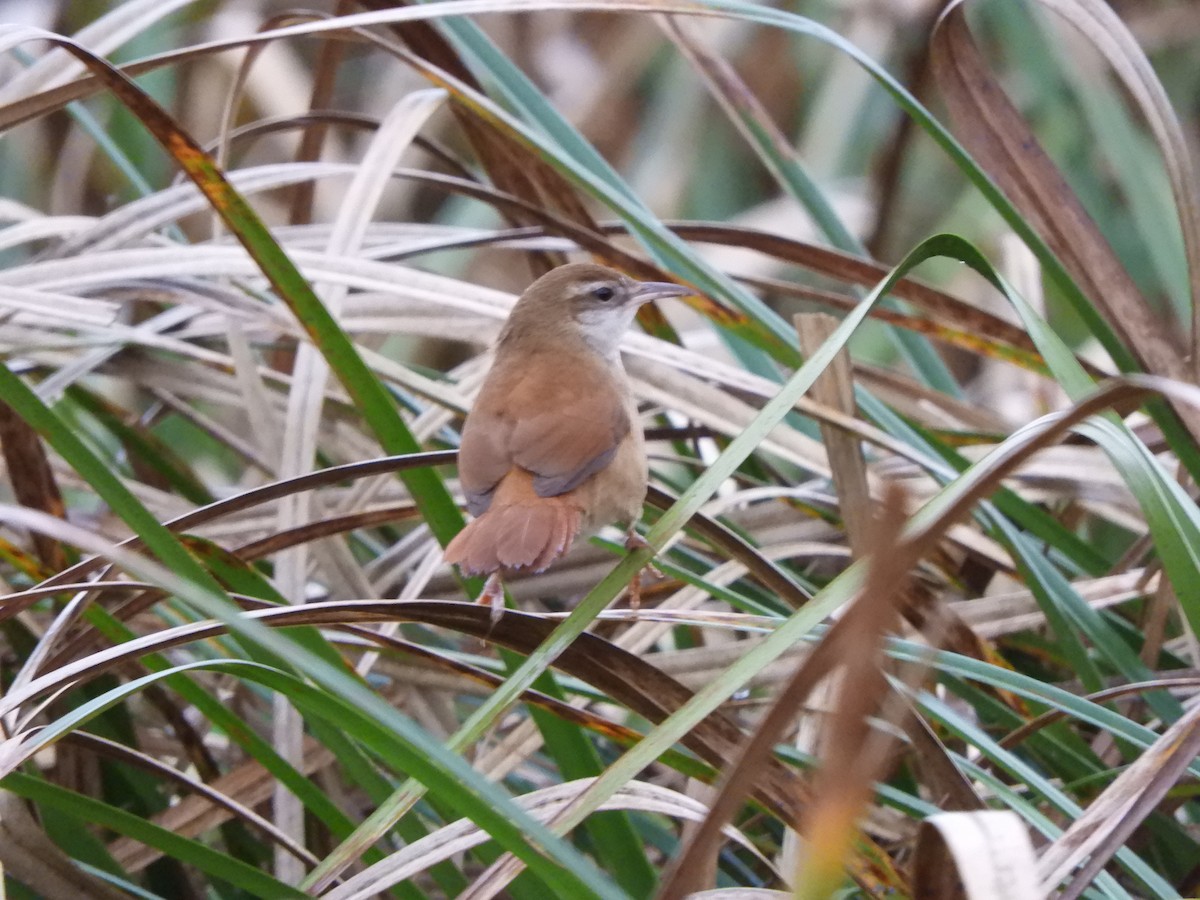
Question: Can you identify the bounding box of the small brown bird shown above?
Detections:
[445,263,690,610]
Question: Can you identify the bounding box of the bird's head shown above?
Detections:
[503,263,691,359]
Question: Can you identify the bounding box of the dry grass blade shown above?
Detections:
[1038,697,1200,897]
[65,732,320,873]
[356,0,597,274]
[789,481,912,899]
[660,482,913,898]
[784,310,872,878]
[996,676,1200,754]
[270,84,446,879]
[902,712,985,813]
[913,811,1039,899]
[0,596,808,823]
[796,312,871,553]
[326,778,764,899]
[0,791,128,900]
[646,485,812,608]
[930,3,1199,435]
[1035,0,1200,357]
[659,221,1055,363]
[0,399,65,570]
[231,505,420,560]
[286,4,350,225]
[4,2,1200,894]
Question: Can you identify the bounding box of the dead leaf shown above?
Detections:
[930,2,1200,445]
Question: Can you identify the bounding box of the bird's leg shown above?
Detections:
[624,525,663,576]
[477,571,506,626]
[623,524,662,610]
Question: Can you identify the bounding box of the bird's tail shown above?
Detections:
[444,469,582,576]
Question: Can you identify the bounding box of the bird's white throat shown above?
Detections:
[575,303,639,361]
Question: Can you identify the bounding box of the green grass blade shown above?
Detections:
[3,771,308,899]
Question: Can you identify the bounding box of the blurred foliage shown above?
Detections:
[0,0,1198,898]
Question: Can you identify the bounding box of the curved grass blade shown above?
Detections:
[917,692,1170,898]
[0,506,629,900]
[171,1,1193,560]
[929,2,1200,451]
[2,770,307,899]
[947,235,1200,713]
[1035,0,1200,350]
[0,24,466,548]
[445,235,1200,894]
[663,14,959,396]
[66,730,318,873]
[341,233,996,896]
[302,190,920,895]
[0,2,1168,394]
[1042,700,1200,897]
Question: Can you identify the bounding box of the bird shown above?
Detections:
[444,262,691,614]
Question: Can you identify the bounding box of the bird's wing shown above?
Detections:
[512,395,629,498]
[457,401,512,516]
[457,353,631,512]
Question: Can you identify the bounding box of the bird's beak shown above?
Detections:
[630,280,692,305]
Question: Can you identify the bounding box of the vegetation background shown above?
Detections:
[0,0,1198,897]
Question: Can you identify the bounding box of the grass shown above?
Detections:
[0,0,1198,897]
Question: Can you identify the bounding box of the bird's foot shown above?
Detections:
[623,528,661,611]
[477,572,506,626]
[624,528,663,579]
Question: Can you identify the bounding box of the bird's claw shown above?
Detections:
[623,529,662,610]
[478,572,506,626]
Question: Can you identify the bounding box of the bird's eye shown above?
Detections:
[591,285,615,302]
